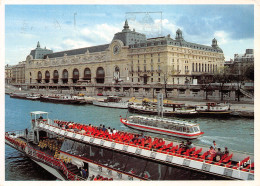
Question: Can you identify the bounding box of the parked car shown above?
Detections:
[97,93,103,96]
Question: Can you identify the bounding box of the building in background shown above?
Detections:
[11,61,26,84]
[24,21,224,85]
[233,49,254,75]
[5,64,13,84]
[6,20,229,99]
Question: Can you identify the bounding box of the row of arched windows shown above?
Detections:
[36,67,105,84]
[192,63,217,73]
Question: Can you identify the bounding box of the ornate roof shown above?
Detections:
[44,44,110,59]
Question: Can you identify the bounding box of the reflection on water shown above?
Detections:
[5,95,254,180]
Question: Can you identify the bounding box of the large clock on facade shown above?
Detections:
[113,45,120,55]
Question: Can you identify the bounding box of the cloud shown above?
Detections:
[80,23,121,44]
[214,31,229,45]
[61,39,90,50]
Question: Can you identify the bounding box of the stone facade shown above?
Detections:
[25,20,224,87]
[5,64,13,84]
[11,61,26,84]
[233,49,254,75]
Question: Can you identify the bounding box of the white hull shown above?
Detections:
[93,101,128,109]
[121,119,202,139]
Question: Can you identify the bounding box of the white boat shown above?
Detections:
[195,102,231,116]
[5,111,254,181]
[26,95,40,100]
[93,96,128,109]
[128,103,198,117]
[120,116,204,139]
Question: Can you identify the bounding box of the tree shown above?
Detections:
[162,66,175,99]
[244,64,254,81]
[200,74,212,100]
[213,66,232,101]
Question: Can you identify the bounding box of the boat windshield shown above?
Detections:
[193,127,199,132]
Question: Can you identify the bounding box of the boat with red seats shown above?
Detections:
[120,116,204,139]
[5,111,254,180]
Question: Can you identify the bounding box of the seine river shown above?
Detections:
[5,94,254,180]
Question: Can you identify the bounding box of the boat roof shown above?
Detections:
[30,111,48,115]
[129,115,199,127]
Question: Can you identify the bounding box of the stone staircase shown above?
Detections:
[240,88,254,99]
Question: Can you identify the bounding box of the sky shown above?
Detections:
[5,5,254,65]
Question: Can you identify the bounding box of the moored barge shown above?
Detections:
[40,95,86,105]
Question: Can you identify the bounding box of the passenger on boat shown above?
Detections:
[179,141,185,149]
[215,148,223,161]
[186,141,194,149]
[138,133,145,140]
[212,140,217,150]
[209,146,216,155]
[81,167,87,178]
[102,125,107,132]
[131,134,139,143]
[113,128,117,134]
[224,147,229,155]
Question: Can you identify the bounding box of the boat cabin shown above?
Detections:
[128,116,201,134]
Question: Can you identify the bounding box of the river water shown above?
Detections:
[5,94,254,180]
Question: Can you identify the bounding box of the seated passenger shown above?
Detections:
[215,148,223,161]
[209,146,216,155]
[212,140,217,150]
[186,141,194,149]
[179,141,186,149]
[224,147,229,155]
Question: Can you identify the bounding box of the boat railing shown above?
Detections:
[6,130,26,139]
[5,134,85,181]
[39,122,254,175]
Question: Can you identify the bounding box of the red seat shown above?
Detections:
[222,153,233,163]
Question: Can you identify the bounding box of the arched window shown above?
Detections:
[72,68,79,83]
[114,66,120,83]
[37,71,42,83]
[53,70,59,84]
[62,69,68,84]
[96,67,105,83]
[84,68,91,81]
[45,71,50,83]
[196,63,198,72]
[199,63,201,72]
[192,63,194,72]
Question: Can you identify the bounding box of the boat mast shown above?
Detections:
[157,93,164,118]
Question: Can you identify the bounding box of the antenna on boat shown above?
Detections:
[157,93,164,118]
[125,109,129,119]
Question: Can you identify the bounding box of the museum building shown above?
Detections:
[24,20,225,96]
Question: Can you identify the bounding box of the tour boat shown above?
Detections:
[40,95,86,105]
[128,103,198,117]
[120,116,204,139]
[195,102,231,116]
[26,94,40,100]
[93,96,128,109]
[5,111,254,181]
[9,93,28,99]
